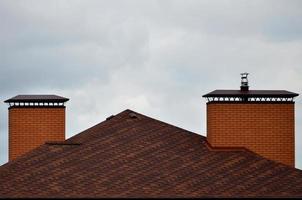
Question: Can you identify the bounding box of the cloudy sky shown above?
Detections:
[0,0,301,168]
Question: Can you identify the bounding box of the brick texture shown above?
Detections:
[9,107,65,161]
[206,103,295,167]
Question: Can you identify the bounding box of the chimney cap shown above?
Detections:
[4,95,69,103]
[203,90,299,98]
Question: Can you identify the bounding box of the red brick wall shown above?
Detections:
[9,107,65,161]
[207,103,295,167]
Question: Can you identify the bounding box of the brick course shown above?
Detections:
[9,107,65,161]
[206,102,295,167]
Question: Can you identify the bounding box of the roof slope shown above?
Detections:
[0,109,302,198]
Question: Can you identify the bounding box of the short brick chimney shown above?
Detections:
[203,74,299,167]
[4,95,69,161]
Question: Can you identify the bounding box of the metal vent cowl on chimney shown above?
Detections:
[240,72,249,91]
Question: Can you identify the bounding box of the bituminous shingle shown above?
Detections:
[0,109,302,198]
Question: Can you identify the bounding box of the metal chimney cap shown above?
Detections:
[240,72,249,76]
[4,95,69,103]
[240,72,249,91]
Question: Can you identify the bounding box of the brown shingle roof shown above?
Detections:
[0,109,302,198]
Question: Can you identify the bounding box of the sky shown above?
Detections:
[0,0,301,169]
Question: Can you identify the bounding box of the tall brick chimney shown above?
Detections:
[4,95,69,161]
[203,74,299,167]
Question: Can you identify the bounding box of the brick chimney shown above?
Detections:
[203,74,299,167]
[4,95,69,161]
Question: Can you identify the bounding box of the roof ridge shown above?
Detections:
[65,109,133,142]
[66,109,205,143]
[123,109,204,138]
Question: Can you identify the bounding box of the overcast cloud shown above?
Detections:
[0,0,302,168]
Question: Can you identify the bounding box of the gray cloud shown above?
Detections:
[0,0,301,168]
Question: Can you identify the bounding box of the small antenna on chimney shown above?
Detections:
[240,72,249,91]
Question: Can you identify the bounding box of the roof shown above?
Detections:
[0,109,302,198]
[203,90,299,98]
[4,95,69,103]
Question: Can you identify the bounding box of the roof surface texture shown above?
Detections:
[0,109,302,198]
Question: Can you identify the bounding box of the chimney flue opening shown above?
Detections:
[240,72,249,91]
